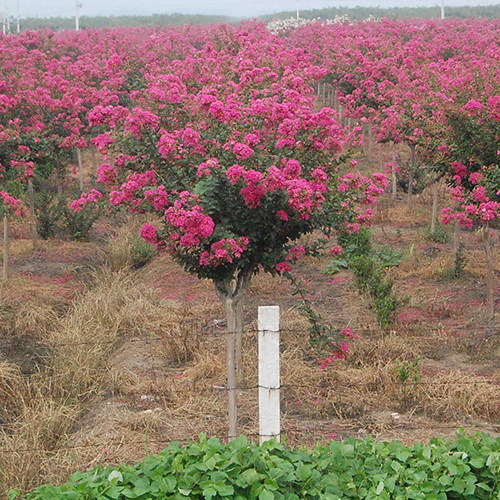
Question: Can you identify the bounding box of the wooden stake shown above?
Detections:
[368,124,373,158]
[391,148,397,200]
[408,144,415,209]
[453,220,460,255]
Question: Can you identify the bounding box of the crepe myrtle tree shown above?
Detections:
[84,63,386,433]
[437,96,500,320]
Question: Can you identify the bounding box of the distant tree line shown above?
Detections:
[17,5,500,31]
[20,13,237,31]
[261,5,500,21]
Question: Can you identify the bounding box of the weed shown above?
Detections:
[395,356,421,409]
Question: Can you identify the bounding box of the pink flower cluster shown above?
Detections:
[199,237,249,267]
[96,163,117,187]
[165,192,215,248]
[70,189,103,212]
[125,107,160,138]
[140,223,158,244]
[197,158,220,177]
[0,191,28,217]
[109,170,157,207]
[226,161,331,219]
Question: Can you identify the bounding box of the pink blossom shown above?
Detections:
[140,224,158,244]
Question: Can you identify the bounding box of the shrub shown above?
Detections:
[107,222,156,270]
[60,193,101,241]
[18,433,500,499]
[325,229,402,326]
[423,225,450,244]
[34,191,61,240]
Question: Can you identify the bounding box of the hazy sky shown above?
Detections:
[12,0,500,19]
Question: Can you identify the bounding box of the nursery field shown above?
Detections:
[0,17,499,497]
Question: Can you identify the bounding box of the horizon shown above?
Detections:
[7,0,500,20]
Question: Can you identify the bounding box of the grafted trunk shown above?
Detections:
[408,143,416,209]
[3,216,9,282]
[215,270,251,440]
[431,181,439,234]
[484,224,495,320]
[27,178,38,249]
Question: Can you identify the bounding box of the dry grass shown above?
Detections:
[105,216,156,271]
[422,371,500,421]
[0,268,217,495]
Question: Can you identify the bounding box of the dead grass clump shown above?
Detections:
[0,361,26,423]
[464,247,500,280]
[348,332,421,368]
[0,397,80,495]
[13,301,59,337]
[446,330,500,362]
[381,203,428,226]
[421,371,500,421]
[106,218,156,271]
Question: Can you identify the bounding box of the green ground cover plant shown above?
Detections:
[18,432,500,500]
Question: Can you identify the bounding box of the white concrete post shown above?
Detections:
[258,306,280,444]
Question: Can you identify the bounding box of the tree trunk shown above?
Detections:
[215,271,251,440]
[391,148,397,200]
[76,148,84,192]
[368,124,373,158]
[3,216,9,282]
[225,297,238,440]
[483,224,495,321]
[431,181,438,234]
[235,298,245,387]
[27,178,38,249]
[91,147,99,174]
[453,220,460,255]
[408,143,415,209]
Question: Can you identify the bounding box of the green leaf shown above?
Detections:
[108,471,123,483]
[469,456,486,468]
[259,490,275,500]
[296,465,312,481]
[376,481,384,495]
[203,487,217,500]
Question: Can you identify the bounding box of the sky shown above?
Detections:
[11,0,500,19]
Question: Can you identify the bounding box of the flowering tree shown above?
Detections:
[438,95,500,319]
[85,24,387,436]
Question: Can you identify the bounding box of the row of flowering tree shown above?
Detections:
[2,19,499,437]
[290,18,500,319]
[0,18,498,376]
